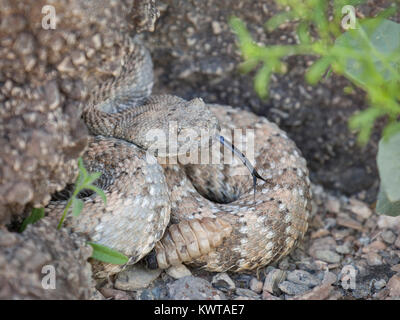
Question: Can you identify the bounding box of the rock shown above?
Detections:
[365,252,383,266]
[395,236,400,249]
[313,249,342,264]
[381,230,397,245]
[392,264,400,273]
[168,276,226,300]
[249,278,263,293]
[387,274,400,298]
[139,286,166,300]
[166,264,192,279]
[348,198,372,219]
[311,229,330,239]
[326,197,341,214]
[0,219,94,299]
[211,272,235,292]
[278,281,310,296]
[262,291,282,300]
[286,270,321,288]
[336,242,352,254]
[99,288,130,300]
[377,216,400,232]
[114,265,162,291]
[308,236,337,254]
[362,240,387,253]
[336,216,364,231]
[90,289,106,300]
[263,268,286,294]
[374,279,387,290]
[234,274,253,289]
[235,288,260,299]
[289,272,336,300]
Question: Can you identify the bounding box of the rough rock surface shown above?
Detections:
[0,218,94,299]
[0,0,154,299]
[144,0,399,202]
[0,0,146,223]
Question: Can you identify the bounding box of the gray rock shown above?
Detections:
[0,219,94,299]
[263,268,286,294]
[249,278,263,293]
[211,272,235,292]
[286,270,321,288]
[348,198,372,219]
[168,276,226,300]
[313,249,341,263]
[114,264,162,291]
[381,230,397,245]
[278,281,310,296]
[235,288,260,300]
[366,252,383,266]
[374,279,387,290]
[336,243,352,254]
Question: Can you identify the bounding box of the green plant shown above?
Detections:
[230,0,400,216]
[57,157,106,229]
[21,157,129,264]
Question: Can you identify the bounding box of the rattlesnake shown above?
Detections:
[47,32,311,278]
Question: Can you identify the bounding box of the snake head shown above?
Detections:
[144,97,221,164]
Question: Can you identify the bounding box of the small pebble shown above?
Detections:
[278,281,310,296]
[313,249,341,263]
[336,243,351,254]
[286,270,321,288]
[366,252,383,266]
[249,278,263,293]
[168,276,226,300]
[114,265,162,291]
[211,272,235,292]
[235,288,260,299]
[166,264,192,279]
[387,274,400,298]
[263,268,286,294]
[348,198,372,219]
[381,230,396,245]
[374,279,386,290]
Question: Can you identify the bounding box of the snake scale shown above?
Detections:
[47,32,312,278]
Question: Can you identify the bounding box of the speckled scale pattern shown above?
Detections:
[48,136,171,277]
[158,105,311,272]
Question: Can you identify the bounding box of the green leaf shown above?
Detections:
[265,12,293,31]
[254,64,271,99]
[84,171,102,186]
[306,56,332,85]
[238,58,259,74]
[20,207,45,232]
[86,185,107,205]
[349,107,384,145]
[77,157,89,181]
[376,185,400,216]
[334,18,400,86]
[377,131,400,202]
[88,242,129,265]
[72,198,84,217]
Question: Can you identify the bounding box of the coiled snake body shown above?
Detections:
[48,38,311,278]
